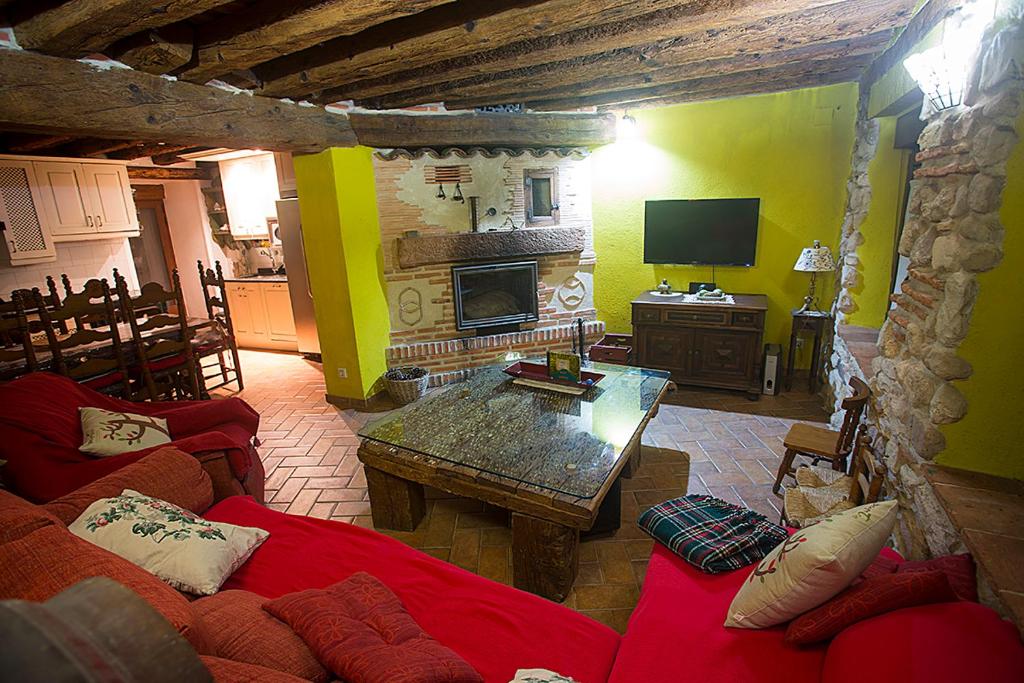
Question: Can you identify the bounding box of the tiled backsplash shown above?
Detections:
[0,239,138,297]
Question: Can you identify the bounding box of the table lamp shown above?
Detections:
[793,240,835,314]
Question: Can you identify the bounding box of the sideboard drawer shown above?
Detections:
[634,306,662,323]
[730,311,764,328]
[664,310,728,326]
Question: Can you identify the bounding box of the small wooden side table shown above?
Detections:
[786,310,831,393]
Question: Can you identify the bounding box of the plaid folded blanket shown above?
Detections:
[638,494,788,574]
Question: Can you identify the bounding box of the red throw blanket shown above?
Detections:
[0,372,259,503]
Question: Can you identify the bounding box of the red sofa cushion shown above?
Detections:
[0,489,60,545]
[821,602,1024,682]
[44,447,215,524]
[897,553,978,602]
[203,496,620,683]
[0,372,259,502]
[785,571,957,645]
[193,589,329,683]
[265,572,482,683]
[199,655,310,682]
[0,524,208,652]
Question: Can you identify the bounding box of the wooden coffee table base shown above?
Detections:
[511,513,580,602]
[364,466,425,532]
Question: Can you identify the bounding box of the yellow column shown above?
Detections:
[293,147,390,403]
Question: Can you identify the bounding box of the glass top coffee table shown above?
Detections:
[357,361,670,600]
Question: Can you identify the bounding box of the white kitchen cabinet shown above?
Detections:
[81,163,136,233]
[220,153,280,240]
[225,280,296,351]
[34,161,93,236]
[0,160,57,265]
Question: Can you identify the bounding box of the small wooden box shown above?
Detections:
[589,334,632,365]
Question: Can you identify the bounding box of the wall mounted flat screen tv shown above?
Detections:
[644,198,760,266]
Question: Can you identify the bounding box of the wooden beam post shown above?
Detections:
[0,49,357,153]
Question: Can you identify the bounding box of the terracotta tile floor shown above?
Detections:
[219,350,828,632]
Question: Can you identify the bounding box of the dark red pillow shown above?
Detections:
[855,553,900,582]
[264,572,482,683]
[897,553,977,602]
[785,571,957,645]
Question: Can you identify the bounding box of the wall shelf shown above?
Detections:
[396,226,586,269]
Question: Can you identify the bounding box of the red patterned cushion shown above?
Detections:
[264,572,482,683]
[785,571,957,645]
[854,552,900,582]
[200,655,309,682]
[897,553,977,602]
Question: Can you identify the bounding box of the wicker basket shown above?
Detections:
[384,366,429,405]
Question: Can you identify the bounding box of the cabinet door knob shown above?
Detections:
[85,215,93,227]
[96,215,103,227]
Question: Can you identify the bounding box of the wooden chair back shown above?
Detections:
[197,260,235,338]
[32,281,131,391]
[847,425,886,506]
[836,376,870,458]
[0,276,65,339]
[0,292,38,371]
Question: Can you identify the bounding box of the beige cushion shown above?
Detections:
[79,407,171,456]
[69,489,268,595]
[725,500,898,629]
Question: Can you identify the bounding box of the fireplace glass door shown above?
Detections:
[452,261,539,331]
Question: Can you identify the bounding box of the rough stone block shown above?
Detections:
[969,173,1007,213]
[930,382,968,424]
[924,345,973,380]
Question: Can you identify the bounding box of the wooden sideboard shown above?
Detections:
[631,292,768,398]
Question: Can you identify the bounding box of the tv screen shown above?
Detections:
[644,198,760,266]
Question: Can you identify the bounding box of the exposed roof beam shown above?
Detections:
[255,0,702,98]
[56,138,142,157]
[113,27,194,75]
[0,48,357,153]
[861,0,960,87]
[523,55,873,110]
[179,0,455,84]
[150,146,210,165]
[4,133,77,153]
[105,142,199,160]
[385,30,893,110]
[127,165,214,181]
[308,0,910,104]
[347,111,616,148]
[12,0,235,58]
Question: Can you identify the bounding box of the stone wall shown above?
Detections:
[829,23,1023,559]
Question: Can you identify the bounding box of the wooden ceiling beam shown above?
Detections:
[384,30,894,110]
[861,0,960,87]
[180,0,455,85]
[127,165,214,181]
[254,0,701,98]
[112,27,195,75]
[347,112,616,148]
[4,133,77,153]
[0,49,357,153]
[150,146,211,165]
[521,55,874,111]
[12,0,235,58]
[56,138,142,157]
[104,142,199,161]
[307,0,910,104]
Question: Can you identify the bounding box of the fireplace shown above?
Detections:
[452,261,540,331]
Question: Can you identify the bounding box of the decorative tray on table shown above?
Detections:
[503,361,605,395]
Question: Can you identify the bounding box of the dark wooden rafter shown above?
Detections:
[104,142,201,161]
[3,133,77,153]
[179,0,455,84]
[861,0,961,87]
[55,138,142,157]
[150,146,211,165]
[111,26,195,75]
[127,165,214,181]
[254,0,701,98]
[348,112,616,148]
[10,0,235,58]
[0,48,358,153]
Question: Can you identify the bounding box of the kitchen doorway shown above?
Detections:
[130,185,176,291]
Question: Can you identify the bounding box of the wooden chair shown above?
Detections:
[31,281,133,399]
[772,376,870,495]
[0,276,66,342]
[196,260,243,392]
[0,292,39,376]
[116,271,203,401]
[781,425,886,527]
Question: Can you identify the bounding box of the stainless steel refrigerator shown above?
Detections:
[275,199,321,359]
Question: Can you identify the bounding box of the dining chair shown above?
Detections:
[781,425,886,527]
[116,270,203,401]
[0,276,66,342]
[0,292,39,376]
[196,260,243,391]
[772,376,870,495]
[31,281,133,399]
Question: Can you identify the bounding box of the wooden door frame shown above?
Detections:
[130,184,177,281]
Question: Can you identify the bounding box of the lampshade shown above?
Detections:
[793,240,835,273]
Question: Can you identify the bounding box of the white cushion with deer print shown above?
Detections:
[725,500,898,629]
[79,407,172,456]
[69,489,269,595]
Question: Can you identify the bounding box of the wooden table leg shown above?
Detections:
[619,440,641,479]
[785,330,798,392]
[809,326,823,393]
[363,465,425,531]
[511,513,580,602]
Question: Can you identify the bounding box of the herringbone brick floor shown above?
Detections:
[219,350,828,633]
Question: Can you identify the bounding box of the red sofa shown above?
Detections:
[1,447,1023,683]
[0,372,264,503]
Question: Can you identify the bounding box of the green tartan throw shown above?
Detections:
[638,494,787,574]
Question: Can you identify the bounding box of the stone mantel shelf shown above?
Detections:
[396,226,587,269]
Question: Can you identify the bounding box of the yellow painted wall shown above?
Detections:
[293,147,390,400]
[939,107,1024,479]
[846,117,910,328]
[591,83,859,365]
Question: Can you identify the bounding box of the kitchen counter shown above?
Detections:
[224,274,288,283]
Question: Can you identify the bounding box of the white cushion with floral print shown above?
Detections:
[69,489,269,595]
[725,500,898,629]
[79,407,172,457]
